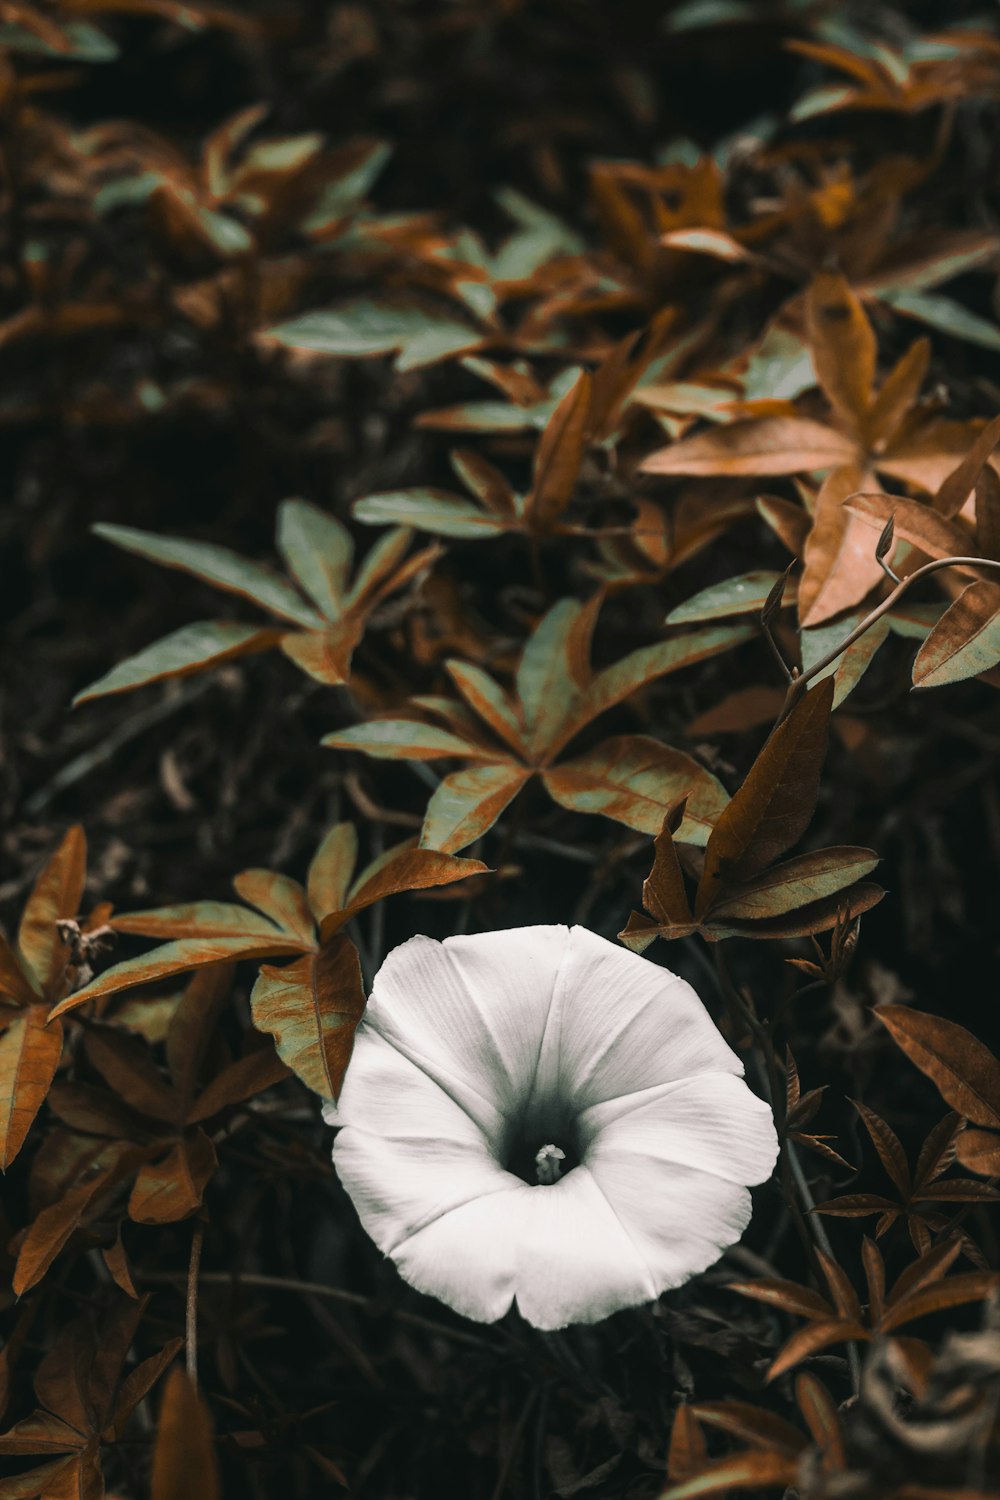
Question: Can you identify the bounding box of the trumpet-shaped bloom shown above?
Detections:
[325,925,778,1329]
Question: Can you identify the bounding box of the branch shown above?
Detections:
[774,553,1000,729]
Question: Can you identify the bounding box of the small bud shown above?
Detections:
[876,513,895,564]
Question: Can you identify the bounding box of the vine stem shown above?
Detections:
[711,945,862,1396]
[772,553,1000,729]
[143,1268,492,1349]
[186,1222,204,1386]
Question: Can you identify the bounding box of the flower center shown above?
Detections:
[502,1113,581,1185]
[534,1144,565,1184]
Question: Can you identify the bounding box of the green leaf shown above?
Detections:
[301,141,392,233]
[49,935,305,1018]
[231,872,315,944]
[251,935,366,1101]
[419,764,531,854]
[322,719,491,761]
[800,613,891,707]
[113,901,284,940]
[73,622,279,705]
[276,500,353,617]
[516,599,591,756]
[665,571,784,625]
[544,736,728,844]
[709,847,879,920]
[345,844,488,914]
[93,524,323,628]
[306,825,359,925]
[883,289,1000,352]
[265,301,484,372]
[353,490,506,538]
[563,622,755,750]
[912,580,1000,688]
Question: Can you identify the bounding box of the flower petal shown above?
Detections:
[513,1166,658,1328]
[390,1185,526,1323]
[586,1148,761,1293]
[535,927,744,1110]
[330,1030,514,1254]
[360,928,573,1126]
[579,1073,778,1185]
[391,1165,657,1329]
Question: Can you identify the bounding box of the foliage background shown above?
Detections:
[2,2,1000,1497]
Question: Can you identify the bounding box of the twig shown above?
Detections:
[772,553,1000,729]
[711,945,862,1396]
[141,1268,492,1349]
[785,1139,862,1395]
[186,1222,204,1386]
[26,679,212,815]
[489,1387,538,1500]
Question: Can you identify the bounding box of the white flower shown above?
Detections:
[325,924,778,1330]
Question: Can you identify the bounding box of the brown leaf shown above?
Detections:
[642,416,856,477]
[696,676,835,917]
[865,338,930,448]
[689,1400,806,1455]
[798,464,885,626]
[187,1046,289,1123]
[50,933,305,1018]
[419,763,531,854]
[661,1451,799,1500]
[845,491,974,562]
[975,467,1000,562]
[806,271,876,432]
[544,735,727,840]
[0,934,42,1007]
[305,824,358,925]
[708,846,878,921]
[525,370,592,532]
[768,1318,870,1381]
[817,1247,863,1323]
[727,1278,831,1321]
[912,579,1000,688]
[128,1130,217,1224]
[880,1272,1000,1333]
[14,1143,140,1295]
[0,1007,63,1170]
[343,841,489,919]
[17,827,86,999]
[231,870,315,943]
[250,933,366,1101]
[933,413,1000,517]
[639,813,694,928]
[877,1007,1000,1129]
[102,1230,138,1299]
[795,1373,845,1471]
[151,1368,220,1500]
[84,1026,181,1126]
[666,1404,707,1481]
[853,1100,911,1196]
[955,1129,1000,1176]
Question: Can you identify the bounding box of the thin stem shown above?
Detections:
[712,945,862,1396]
[142,1268,492,1349]
[785,1140,862,1396]
[773,554,1000,729]
[186,1222,204,1386]
[762,614,795,683]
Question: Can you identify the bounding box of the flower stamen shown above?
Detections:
[534,1144,566,1185]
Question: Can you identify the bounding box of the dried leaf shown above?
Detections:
[696,677,835,916]
[877,1007,1000,1128]
[250,934,366,1101]
[151,1368,220,1500]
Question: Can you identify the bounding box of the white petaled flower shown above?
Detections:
[324,925,778,1330]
